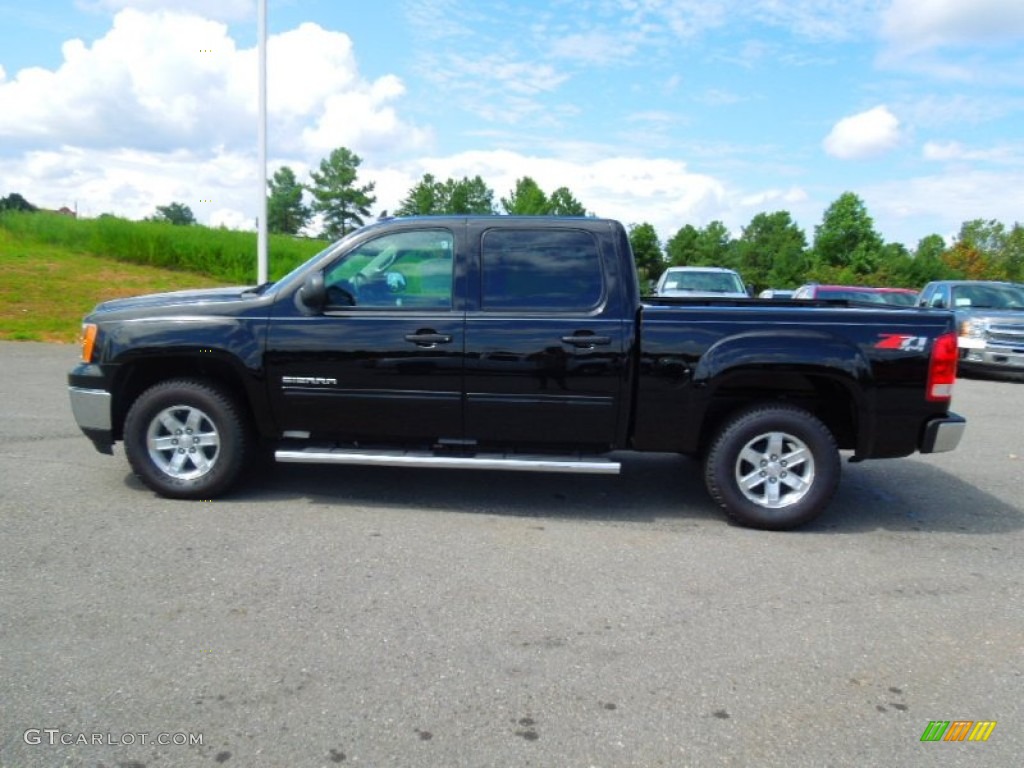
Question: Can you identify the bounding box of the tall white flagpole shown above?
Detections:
[257,0,268,284]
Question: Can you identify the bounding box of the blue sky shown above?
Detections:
[1,0,1023,248]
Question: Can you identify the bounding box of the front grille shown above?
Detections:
[988,321,1024,349]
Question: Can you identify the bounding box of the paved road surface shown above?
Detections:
[1,341,1021,767]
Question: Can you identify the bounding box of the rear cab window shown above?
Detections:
[480,228,605,312]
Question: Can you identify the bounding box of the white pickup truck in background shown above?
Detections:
[654,266,750,298]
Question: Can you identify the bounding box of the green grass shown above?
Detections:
[0,213,328,343]
[0,227,233,343]
[0,211,324,284]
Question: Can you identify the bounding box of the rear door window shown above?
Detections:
[480,228,604,312]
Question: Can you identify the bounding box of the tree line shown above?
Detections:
[6,143,1022,292]
[265,147,588,240]
[629,194,1024,292]
[263,146,1023,291]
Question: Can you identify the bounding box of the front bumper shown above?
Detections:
[958,343,1024,374]
[958,325,1024,373]
[919,412,966,454]
[68,386,114,454]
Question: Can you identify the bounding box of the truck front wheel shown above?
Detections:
[704,404,840,530]
[123,378,251,499]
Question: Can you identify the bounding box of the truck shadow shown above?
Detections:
[804,457,1023,534]
[222,452,1023,535]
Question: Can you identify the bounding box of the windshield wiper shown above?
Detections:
[241,281,274,297]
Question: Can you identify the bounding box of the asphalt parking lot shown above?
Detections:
[1,340,1021,767]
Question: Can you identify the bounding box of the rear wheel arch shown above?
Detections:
[695,369,860,457]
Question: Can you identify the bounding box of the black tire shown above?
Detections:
[123,378,251,499]
[704,404,840,530]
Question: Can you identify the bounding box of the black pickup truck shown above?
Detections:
[68,216,965,529]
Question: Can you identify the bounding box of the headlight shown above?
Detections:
[80,323,98,363]
[959,318,987,338]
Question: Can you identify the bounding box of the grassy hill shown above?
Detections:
[0,226,238,343]
[0,210,332,343]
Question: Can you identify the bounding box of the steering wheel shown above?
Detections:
[326,277,360,306]
[373,251,397,273]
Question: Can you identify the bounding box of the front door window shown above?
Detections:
[324,230,454,310]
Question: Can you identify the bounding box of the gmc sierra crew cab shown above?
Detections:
[68,216,965,529]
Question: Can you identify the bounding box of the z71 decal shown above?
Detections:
[875,334,928,352]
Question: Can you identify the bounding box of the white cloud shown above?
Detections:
[617,0,884,43]
[0,7,435,230]
[549,31,635,65]
[898,93,1024,127]
[0,10,239,148]
[882,0,1024,54]
[442,53,568,97]
[751,0,887,41]
[697,88,744,106]
[253,22,361,117]
[823,105,902,159]
[301,75,432,156]
[638,1,729,39]
[0,145,258,221]
[366,150,727,241]
[0,10,427,158]
[739,187,809,208]
[391,39,575,128]
[922,140,965,161]
[922,140,1024,165]
[627,111,682,127]
[865,169,1024,243]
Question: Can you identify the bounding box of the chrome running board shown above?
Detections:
[274,447,621,475]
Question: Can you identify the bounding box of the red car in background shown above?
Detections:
[793,284,918,306]
[872,287,919,306]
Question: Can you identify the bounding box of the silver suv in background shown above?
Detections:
[654,266,749,298]
[918,280,1024,379]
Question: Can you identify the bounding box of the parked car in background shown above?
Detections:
[873,287,918,306]
[793,284,917,305]
[917,280,1024,378]
[758,289,795,300]
[655,266,749,298]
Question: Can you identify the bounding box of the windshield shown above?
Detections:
[877,291,918,306]
[816,289,887,303]
[269,235,356,294]
[663,271,745,293]
[951,283,1024,310]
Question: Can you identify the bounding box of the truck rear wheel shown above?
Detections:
[123,378,251,499]
[704,404,840,530]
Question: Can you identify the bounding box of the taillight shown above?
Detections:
[926,331,958,402]
[80,323,98,363]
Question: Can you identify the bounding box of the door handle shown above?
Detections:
[405,332,453,347]
[561,334,611,349]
